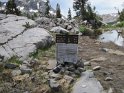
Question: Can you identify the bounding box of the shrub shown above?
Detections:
[115,21,124,27]
[29,45,55,59]
[94,28,103,37]
[6,0,21,16]
[79,25,94,36]
[79,25,86,33]
[6,56,22,65]
[23,22,32,29]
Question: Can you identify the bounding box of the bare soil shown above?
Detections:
[78,36,124,93]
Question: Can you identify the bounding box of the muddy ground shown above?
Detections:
[78,36,124,93]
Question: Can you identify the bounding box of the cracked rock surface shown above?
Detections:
[0,14,53,61]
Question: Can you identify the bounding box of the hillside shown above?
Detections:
[100,13,119,24]
[0,0,55,15]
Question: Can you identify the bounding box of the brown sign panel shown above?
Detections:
[56,34,78,44]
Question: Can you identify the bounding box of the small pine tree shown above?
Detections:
[86,4,95,21]
[0,1,2,8]
[45,0,50,16]
[68,8,72,20]
[26,13,31,19]
[73,0,88,20]
[56,3,61,18]
[73,0,102,28]
[118,9,124,21]
[0,1,2,11]
[34,13,38,18]
[6,0,21,15]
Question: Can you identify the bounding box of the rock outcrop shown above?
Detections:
[100,13,119,24]
[50,26,69,33]
[0,14,53,61]
[35,17,79,33]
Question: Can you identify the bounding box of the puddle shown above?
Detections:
[99,30,124,46]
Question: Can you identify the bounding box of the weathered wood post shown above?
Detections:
[56,34,78,64]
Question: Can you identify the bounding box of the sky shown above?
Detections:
[50,0,124,17]
[1,0,124,16]
[0,0,7,2]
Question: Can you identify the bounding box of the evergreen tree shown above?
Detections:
[56,3,61,18]
[73,0,102,28]
[6,0,21,15]
[86,4,95,20]
[34,13,38,18]
[118,9,124,21]
[0,1,2,8]
[0,1,2,11]
[73,0,96,21]
[68,8,72,20]
[45,0,50,16]
[26,13,31,19]
[73,0,88,20]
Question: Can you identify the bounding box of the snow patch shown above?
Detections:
[37,2,40,9]
[42,0,47,2]
[49,10,56,15]
[29,9,38,13]
[17,6,24,11]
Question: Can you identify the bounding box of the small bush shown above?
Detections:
[115,21,124,27]
[94,28,103,37]
[79,25,86,33]
[6,56,22,65]
[29,45,55,59]
[79,25,94,36]
[0,63,4,73]
[23,22,32,29]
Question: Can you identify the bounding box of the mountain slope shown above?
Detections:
[0,0,55,14]
[15,0,56,14]
[100,13,119,24]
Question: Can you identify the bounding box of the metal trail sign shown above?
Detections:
[56,34,78,64]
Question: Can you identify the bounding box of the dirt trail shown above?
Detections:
[78,36,124,93]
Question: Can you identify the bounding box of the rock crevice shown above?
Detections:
[0,14,53,61]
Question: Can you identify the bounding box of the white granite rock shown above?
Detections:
[50,26,69,33]
[0,15,53,61]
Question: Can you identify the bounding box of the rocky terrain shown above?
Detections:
[0,14,53,61]
[0,4,124,93]
[0,13,83,93]
[35,17,78,32]
[0,13,80,61]
[78,36,124,93]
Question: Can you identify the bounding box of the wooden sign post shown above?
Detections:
[56,34,78,64]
